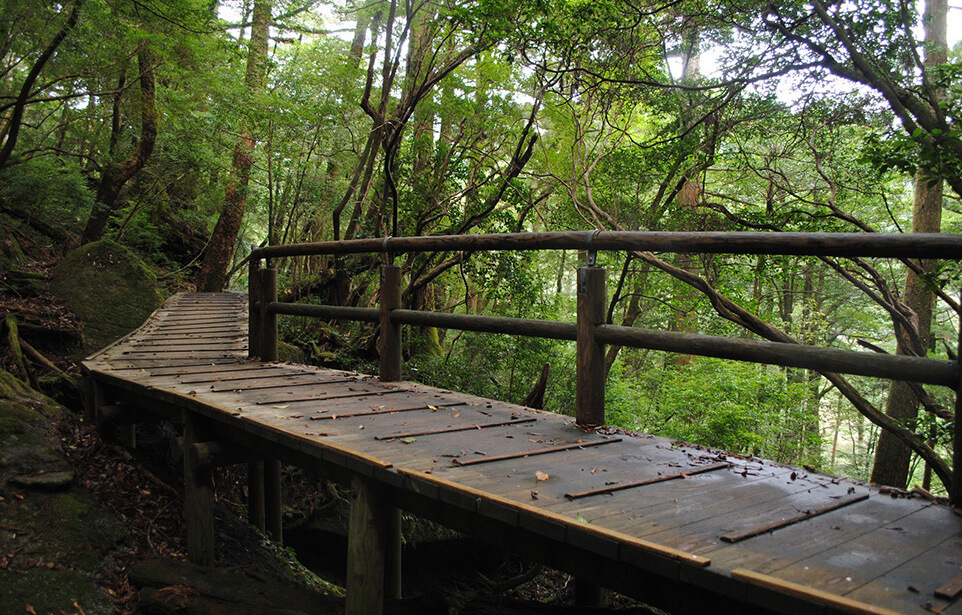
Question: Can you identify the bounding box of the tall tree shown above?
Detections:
[870,0,947,488]
[0,0,83,169]
[196,0,272,292]
[81,44,158,244]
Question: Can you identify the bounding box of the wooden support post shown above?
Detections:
[385,507,402,600]
[91,380,110,427]
[260,267,278,362]
[183,412,214,566]
[576,266,606,428]
[264,458,283,543]
[248,259,262,360]
[379,265,402,382]
[346,474,389,615]
[248,461,265,533]
[575,580,607,607]
[953,291,962,507]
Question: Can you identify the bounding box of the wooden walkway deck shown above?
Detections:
[82,293,962,615]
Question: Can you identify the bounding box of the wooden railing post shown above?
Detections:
[379,265,402,382]
[260,267,278,362]
[953,292,962,507]
[248,257,262,360]
[577,265,606,428]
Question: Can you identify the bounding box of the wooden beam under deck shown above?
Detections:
[82,292,962,615]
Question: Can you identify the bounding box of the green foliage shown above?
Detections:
[0,158,94,234]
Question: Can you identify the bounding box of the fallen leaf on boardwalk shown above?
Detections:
[452,410,461,418]
[427,404,438,411]
[536,471,549,481]
[400,437,417,444]
[590,468,605,474]
[272,404,289,409]
[358,425,365,430]
[288,414,303,419]
[530,491,539,500]
[575,513,588,523]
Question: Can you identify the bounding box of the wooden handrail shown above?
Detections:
[251,231,962,260]
[249,230,962,503]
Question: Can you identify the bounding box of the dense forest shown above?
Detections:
[1,0,960,500]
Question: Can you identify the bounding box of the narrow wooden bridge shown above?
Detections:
[82,232,962,615]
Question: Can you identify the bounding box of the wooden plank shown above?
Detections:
[251,387,402,405]
[451,437,622,467]
[732,568,904,615]
[208,374,358,392]
[700,495,931,575]
[373,417,537,440]
[844,532,962,613]
[760,504,961,595]
[720,493,870,543]
[175,368,309,384]
[565,461,732,500]
[936,571,962,601]
[106,361,243,372]
[397,468,711,569]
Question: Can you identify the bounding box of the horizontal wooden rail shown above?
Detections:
[267,302,380,322]
[263,301,958,388]
[252,231,962,261]
[594,325,960,388]
[388,309,577,340]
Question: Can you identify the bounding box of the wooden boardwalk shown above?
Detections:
[83,292,962,615]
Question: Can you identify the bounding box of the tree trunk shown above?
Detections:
[81,45,158,245]
[870,0,946,488]
[0,0,83,169]
[196,0,271,292]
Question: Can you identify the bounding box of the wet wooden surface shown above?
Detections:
[84,293,962,615]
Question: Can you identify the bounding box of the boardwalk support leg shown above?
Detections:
[248,461,265,533]
[385,507,402,600]
[183,412,214,566]
[575,580,607,607]
[346,474,390,615]
[264,458,283,543]
[576,265,606,428]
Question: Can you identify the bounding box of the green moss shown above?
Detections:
[4,490,128,572]
[277,340,307,363]
[0,568,113,615]
[50,240,164,349]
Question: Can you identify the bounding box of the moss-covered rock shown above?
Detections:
[0,568,113,615]
[278,340,307,364]
[3,269,47,297]
[49,240,164,350]
[0,370,126,613]
[0,223,26,276]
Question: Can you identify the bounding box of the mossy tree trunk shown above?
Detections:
[196,0,271,292]
[870,0,946,489]
[81,45,158,245]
